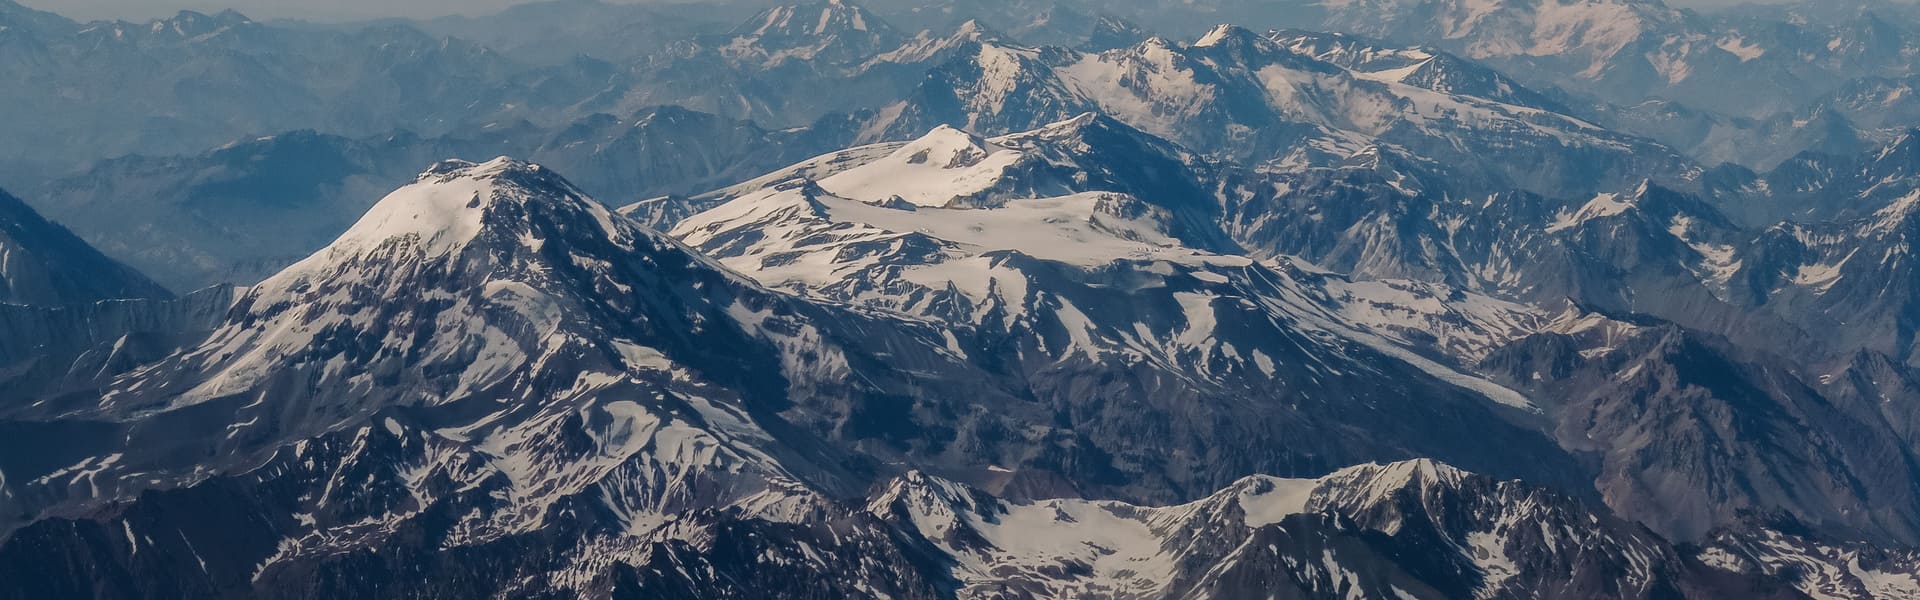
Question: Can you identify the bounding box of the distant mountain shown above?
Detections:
[0,6,586,174]
[5,125,1919,596]
[8,0,1920,184]
[12,0,1920,594]
[727,0,906,66]
[410,0,740,65]
[0,0,1041,183]
[1273,29,1570,108]
[0,185,227,414]
[1305,0,1919,119]
[866,0,1149,49]
[594,0,999,129]
[0,0,73,33]
[26,107,864,291]
[0,155,1710,598]
[0,187,169,305]
[27,130,487,292]
[1122,0,1917,172]
[864,24,1699,200]
[1257,27,1882,171]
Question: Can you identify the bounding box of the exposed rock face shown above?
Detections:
[0,453,1780,598]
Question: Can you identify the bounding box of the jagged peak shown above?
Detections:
[1192,23,1264,49]
[1136,34,1178,53]
[415,156,568,189]
[1083,14,1148,51]
[995,112,1174,153]
[867,470,1001,521]
[1871,127,1920,165]
[868,18,1006,65]
[1008,112,1109,139]
[147,8,253,36]
[1617,178,1665,202]
[1544,179,1726,233]
[950,18,993,39]
[1324,458,1473,498]
[1547,191,1638,234]
[1203,474,1323,527]
[734,0,895,39]
[202,8,253,24]
[1267,27,1446,63]
[1869,188,1920,232]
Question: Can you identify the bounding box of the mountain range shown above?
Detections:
[9,0,1920,597]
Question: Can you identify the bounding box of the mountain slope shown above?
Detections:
[673,116,1920,550]
[0,155,1772,598]
[604,0,991,130]
[0,135,1912,596]
[2,158,880,541]
[0,285,233,413]
[867,24,1697,199]
[669,117,1620,505]
[869,460,1780,599]
[1307,0,1920,119]
[0,187,225,411]
[0,188,170,306]
[0,8,571,172]
[0,446,1785,599]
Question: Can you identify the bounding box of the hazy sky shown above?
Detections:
[10,0,1827,23]
[20,0,535,21]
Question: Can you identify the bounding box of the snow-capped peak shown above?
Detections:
[1189,24,1278,55]
[815,125,1020,208]
[1192,24,1243,48]
[897,125,1002,166]
[283,157,605,267]
[1543,183,1648,233]
[1324,458,1471,500]
[736,0,891,39]
[951,18,991,39]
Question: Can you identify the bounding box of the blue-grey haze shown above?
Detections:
[21,0,1821,23]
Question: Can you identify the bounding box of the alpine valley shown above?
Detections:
[6,0,1920,599]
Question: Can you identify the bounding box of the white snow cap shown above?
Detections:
[1193,24,1253,48]
[323,157,580,259]
[254,157,610,294]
